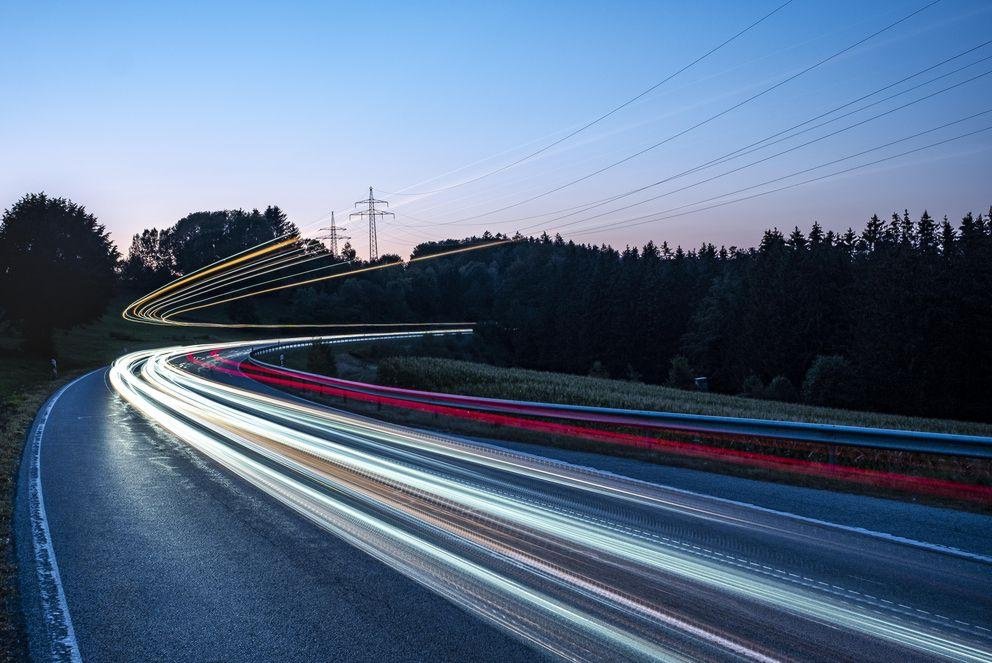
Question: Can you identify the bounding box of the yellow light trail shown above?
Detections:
[124,236,300,323]
[140,246,319,318]
[164,240,510,321]
[123,235,510,329]
[159,241,509,325]
[145,254,352,321]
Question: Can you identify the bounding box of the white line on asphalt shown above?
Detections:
[470,439,992,565]
[27,370,100,663]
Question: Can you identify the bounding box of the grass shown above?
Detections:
[0,295,253,398]
[0,373,89,662]
[256,352,991,511]
[3,324,989,657]
[0,292,249,662]
[375,356,992,437]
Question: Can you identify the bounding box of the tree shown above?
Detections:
[340,241,357,262]
[587,360,609,379]
[0,193,119,352]
[163,208,302,275]
[766,375,798,402]
[666,356,695,390]
[306,340,337,376]
[121,228,174,289]
[801,355,862,408]
[742,374,765,398]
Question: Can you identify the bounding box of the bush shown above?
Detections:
[225,299,259,325]
[741,374,765,398]
[587,361,609,379]
[766,375,798,402]
[306,340,337,376]
[802,355,862,408]
[666,355,695,390]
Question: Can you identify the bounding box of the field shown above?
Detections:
[242,349,986,512]
[375,356,992,437]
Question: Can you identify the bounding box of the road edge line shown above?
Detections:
[26,370,100,663]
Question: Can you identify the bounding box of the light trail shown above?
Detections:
[107,333,992,662]
[148,255,355,321]
[124,236,299,323]
[157,240,511,324]
[140,246,325,318]
[207,351,992,505]
[123,236,510,329]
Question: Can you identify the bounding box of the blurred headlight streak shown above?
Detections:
[122,239,510,328]
[106,333,992,662]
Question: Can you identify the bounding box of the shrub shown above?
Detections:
[741,374,765,398]
[766,375,798,402]
[666,355,695,390]
[587,361,609,379]
[802,355,862,408]
[306,340,337,376]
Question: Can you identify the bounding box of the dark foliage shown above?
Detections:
[121,205,304,288]
[306,340,337,376]
[0,193,119,352]
[766,376,798,403]
[274,208,991,422]
[801,355,862,409]
[667,356,696,390]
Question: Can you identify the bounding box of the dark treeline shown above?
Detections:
[11,191,989,421]
[0,194,119,351]
[108,202,992,421]
[278,210,992,422]
[120,205,312,290]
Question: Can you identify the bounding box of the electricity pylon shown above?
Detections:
[316,212,350,257]
[350,187,393,261]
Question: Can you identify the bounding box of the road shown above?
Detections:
[15,336,992,662]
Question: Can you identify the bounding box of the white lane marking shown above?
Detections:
[468,439,992,565]
[28,370,100,663]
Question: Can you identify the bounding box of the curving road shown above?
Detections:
[15,334,992,662]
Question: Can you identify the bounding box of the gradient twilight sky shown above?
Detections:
[2,0,991,260]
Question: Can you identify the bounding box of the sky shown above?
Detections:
[1,0,991,260]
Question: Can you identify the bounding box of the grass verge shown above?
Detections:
[0,372,88,662]
[0,293,247,661]
[269,350,991,511]
[376,356,992,437]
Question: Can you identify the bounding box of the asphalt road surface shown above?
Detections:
[14,339,992,662]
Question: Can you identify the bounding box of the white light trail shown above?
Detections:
[106,334,992,662]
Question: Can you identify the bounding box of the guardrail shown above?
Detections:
[251,329,472,358]
[248,335,992,459]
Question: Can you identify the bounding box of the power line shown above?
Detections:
[565,114,992,238]
[494,40,992,232]
[527,67,992,235]
[417,0,944,228]
[392,46,990,235]
[376,0,795,197]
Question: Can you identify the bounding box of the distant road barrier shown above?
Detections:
[247,334,992,460]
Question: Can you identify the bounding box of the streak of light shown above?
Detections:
[158,240,511,323]
[124,235,509,329]
[124,236,299,323]
[106,333,992,662]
